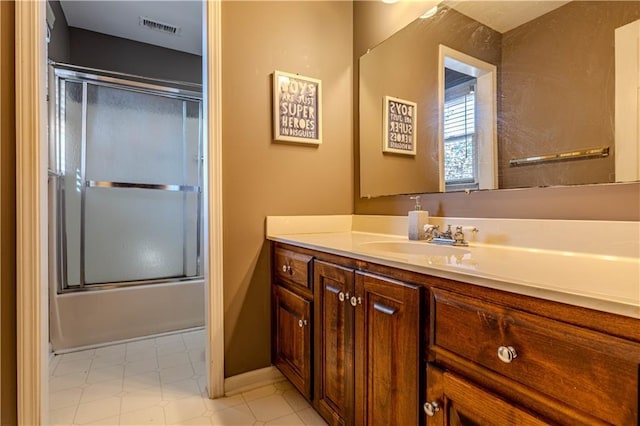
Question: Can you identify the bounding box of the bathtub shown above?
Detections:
[49,279,205,351]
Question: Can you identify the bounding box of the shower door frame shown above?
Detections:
[15,1,226,423]
[51,65,205,292]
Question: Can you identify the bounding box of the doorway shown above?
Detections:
[438,45,498,192]
[15,1,224,423]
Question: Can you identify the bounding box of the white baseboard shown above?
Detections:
[223,366,286,396]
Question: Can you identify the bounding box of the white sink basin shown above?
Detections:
[359,241,471,257]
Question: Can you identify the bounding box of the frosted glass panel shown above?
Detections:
[84,188,199,284]
[184,101,202,185]
[85,85,192,185]
[54,74,202,290]
[62,81,83,287]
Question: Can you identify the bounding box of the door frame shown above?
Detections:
[15,1,225,423]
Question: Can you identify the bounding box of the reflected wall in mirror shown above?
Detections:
[359,1,640,198]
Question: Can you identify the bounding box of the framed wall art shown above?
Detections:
[383,95,417,155]
[273,70,322,144]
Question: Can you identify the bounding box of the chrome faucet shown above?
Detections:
[424,224,476,247]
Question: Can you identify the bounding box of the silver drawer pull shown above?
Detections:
[338,291,345,302]
[373,302,396,315]
[281,264,292,274]
[497,345,518,363]
[350,296,362,307]
[298,319,308,328]
[423,401,440,417]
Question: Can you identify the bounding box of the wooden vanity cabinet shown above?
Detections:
[427,287,640,425]
[271,246,314,399]
[314,260,421,426]
[270,241,640,425]
[425,364,550,426]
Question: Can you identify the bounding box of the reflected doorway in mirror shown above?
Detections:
[438,45,498,192]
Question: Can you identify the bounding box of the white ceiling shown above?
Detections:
[57,0,569,56]
[443,0,572,33]
[59,1,203,56]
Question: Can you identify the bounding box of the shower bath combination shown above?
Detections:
[48,63,206,351]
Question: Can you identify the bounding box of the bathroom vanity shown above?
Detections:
[268,215,640,425]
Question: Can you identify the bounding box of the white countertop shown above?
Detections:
[267,215,640,319]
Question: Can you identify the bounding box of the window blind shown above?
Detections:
[444,82,476,185]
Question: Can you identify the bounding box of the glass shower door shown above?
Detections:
[53,67,203,291]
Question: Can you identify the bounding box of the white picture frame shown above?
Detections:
[273,70,322,144]
[383,95,417,155]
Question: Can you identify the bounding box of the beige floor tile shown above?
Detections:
[125,357,159,376]
[119,405,166,425]
[241,384,278,402]
[155,334,184,346]
[49,405,77,425]
[91,353,126,369]
[89,416,120,425]
[73,396,122,425]
[126,338,156,353]
[126,346,158,362]
[201,393,246,413]
[296,407,328,426]
[159,362,195,384]
[180,416,214,425]
[123,371,162,393]
[48,330,332,426]
[163,396,207,425]
[247,394,296,422]
[161,377,202,401]
[265,413,306,425]
[50,371,88,393]
[120,387,163,414]
[86,365,125,384]
[49,387,83,411]
[158,351,191,369]
[282,389,310,412]
[79,378,123,404]
[209,404,256,426]
[53,358,92,377]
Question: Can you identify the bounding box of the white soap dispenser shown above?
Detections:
[408,196,429,240]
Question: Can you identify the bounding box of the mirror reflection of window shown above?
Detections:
[444,68,478,191]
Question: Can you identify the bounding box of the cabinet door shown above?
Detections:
[354,272,421,426]
[425,364,550,426]
[272,284,312,399]
[314,260,354,425]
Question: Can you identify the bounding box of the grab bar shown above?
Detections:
[509,146,609,167]
[87,180,200,193]
[48,169,64,177]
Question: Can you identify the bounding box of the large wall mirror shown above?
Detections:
[359,1,640,198]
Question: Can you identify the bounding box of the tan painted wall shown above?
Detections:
[0,1,17,424]
[353,1,640,221]
[222,1,353,376]
[500,1,640,188]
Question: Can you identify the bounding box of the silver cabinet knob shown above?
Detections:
[298,319,308,328]
[350,296,362,307]
[497,346,518,363]
[423,401,440,417]
[338,291,345,302]
[281,264,291,273]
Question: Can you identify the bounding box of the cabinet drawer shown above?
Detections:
[274,247,313,290]
[431,288,640,425]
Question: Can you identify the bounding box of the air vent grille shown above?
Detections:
[139,17,181,36]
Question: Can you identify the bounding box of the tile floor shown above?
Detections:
[49,329,327,425]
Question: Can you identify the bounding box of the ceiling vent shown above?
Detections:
[139,17,181,36]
